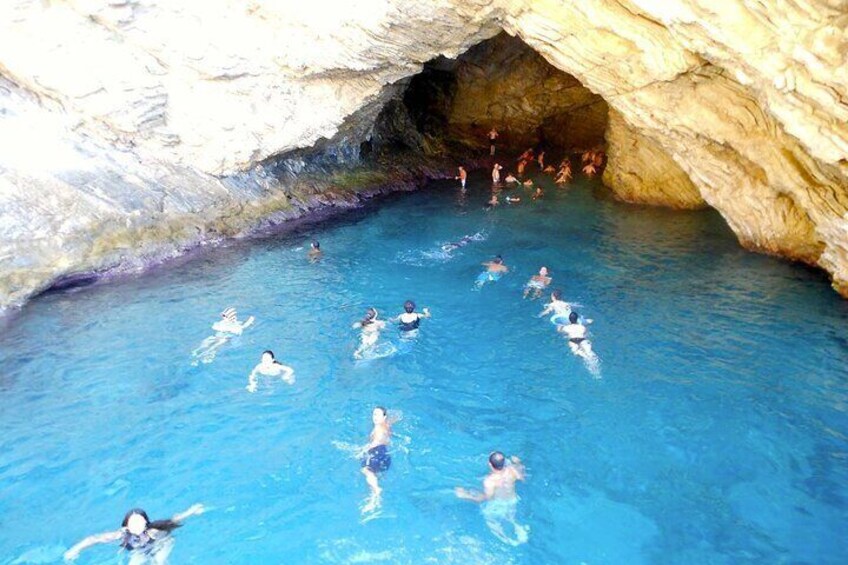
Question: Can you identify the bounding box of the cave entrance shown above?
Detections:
[372,32,609,159]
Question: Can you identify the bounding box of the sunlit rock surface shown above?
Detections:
[1,0,847,308]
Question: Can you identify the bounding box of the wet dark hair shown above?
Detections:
[493,255,503,264]
[263,350,276,360]
[569,311,579,324]
[375,406,387,416]
[551,289,562,300]
[404,300,415,313]
[489,451,506,471]
[122,509,181,534]
[312,241,320,249]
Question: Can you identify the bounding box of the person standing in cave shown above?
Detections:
[537,151,545,170]
[488,127,499,156]
[456,166,467,190]
[491,163,503,184]
[517,160,527,177]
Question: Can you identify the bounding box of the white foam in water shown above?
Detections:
[395,230,487,265]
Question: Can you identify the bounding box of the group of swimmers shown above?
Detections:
[65,144,603,559]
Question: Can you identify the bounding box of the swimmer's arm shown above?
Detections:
[64,530,122,561]
[241,316,255,330]
[510,457,526,481]
[246,366,260,392]
[454,487,487,503]
[420,308,431,318]
[171,503,205,523]
[279,364,295,385]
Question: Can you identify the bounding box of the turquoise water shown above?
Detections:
[1,172,847,564]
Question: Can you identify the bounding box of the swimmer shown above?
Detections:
[488,127,499,156]
[455,166,467,190]
[504,173,518,184]
[522,179,533,188]
[491,163,503,184]
[246,350,295,392]
[308,240,323,262]
[487,194,500,208]
[441,234,478,253]
[532,187,543,200]
[352,307,386,359]
[191,308,254,365]
[517,160,527,176]
[505,195,521,203]
[537,151,545,169]
[523,266,552,299]
[455,451,525,502]
[455,452,529,545]
[63,504,204,562]
[392,300,431,333]
[558,311,594,358]
[539,289,573,320]
[518,148,534,162]
[359,406,393,512]
[555,163,572,185]
[543,165,556,174]
[212,307,254,335]
[483,255,509,274]
[582,162,597,177]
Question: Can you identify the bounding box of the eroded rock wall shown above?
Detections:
[1,0,847,306]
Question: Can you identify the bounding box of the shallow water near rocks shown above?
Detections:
[1,172,847,564]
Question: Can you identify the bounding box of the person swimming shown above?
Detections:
[476,255,509,288]
[441,235,477,253]
[211,307,254,335]
[352,307,387,358]
[392,300,431,333]
[491,163,502,184]
[487,194,500,208]
[308,240,323,262]
[558,311,594,358]
[504,173,518,184]
[532,187,543,200]
[456,166,467,190]
[523,267,552,299]
[538,289,573,321]
[455,451,528,545]
[63,504,204,561]
[246,350,295,392]
[359,406,393,512]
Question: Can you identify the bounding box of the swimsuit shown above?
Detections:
[399,315,420,332]
[569,337,586,345]
[361,444,391,473]
[121,531,154,552]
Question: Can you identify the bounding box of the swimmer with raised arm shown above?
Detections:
[539,289,573,321]
[64,504,204,562]
[523,267,552,299]
[352,308,386,358]
[359,406,393,512]
[558,311,594,358]
[392,300,431,334]
[212,307,254,335]
[308,240,322,262]
[246,350,295,392]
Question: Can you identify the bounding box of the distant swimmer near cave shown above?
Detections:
[307,240,323,262]
[191,307,255,365]
[246,350,295,392]
[455,166,467,190]
[455,451,529,546]
[491,163,503,184]
[63,504,205,562]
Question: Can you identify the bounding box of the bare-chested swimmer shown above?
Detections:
[308,240,323,262]
[352,307,387,359]
[246,350,295,392]
[491,163,502,184]
[539,289,573,321]
[456,166,467,190]
[523,267,552,299]
[359,406,395,512]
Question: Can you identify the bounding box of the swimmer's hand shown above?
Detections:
[510,456,522,464]
[185,503,205,517]
[63,548,80,561]
[246,382,257,393]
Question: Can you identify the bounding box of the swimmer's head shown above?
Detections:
[493,255,503,264]
[488,451,506,471]
[122,509,150,535]
[361,308,378,325]
[404,300,415,313]
[569,311,578,324]
[551,289,562,301]
[539,267,549,276]
[311,241,320,250]
[261,350,276,364]
[372,406,388,424]
[221,307,237,320]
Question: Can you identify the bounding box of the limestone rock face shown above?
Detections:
[1,0,847,308]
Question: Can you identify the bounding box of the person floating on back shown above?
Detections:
[63,504,204,561]
[246,350,295,392]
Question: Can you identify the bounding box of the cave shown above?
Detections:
[370,33,609,160]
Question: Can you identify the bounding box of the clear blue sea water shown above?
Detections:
[1,171,847,564]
